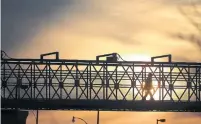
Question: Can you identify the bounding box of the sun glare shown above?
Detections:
[120,54,162,100]
[122,54,151,62]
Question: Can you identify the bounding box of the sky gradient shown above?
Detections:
[1,0,201,124]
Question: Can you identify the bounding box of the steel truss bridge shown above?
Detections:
[1,51,201,111]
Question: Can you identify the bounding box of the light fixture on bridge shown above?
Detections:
[187,81,191,88]
[96,53,118,64]
[131,77,136,87]
[2,81,7,88]
[75,79,80,87]
[102,79,105,85]
[90,83,93,89]
[151,54,172,65]
[40,51,59,60]
[59,82,64,88]
[106,80,110,87]
[114,83,119,89]
[169,84,174,90]
[17,78,29,89]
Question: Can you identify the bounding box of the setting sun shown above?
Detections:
[121,54,162,100]
[121,54,152,62]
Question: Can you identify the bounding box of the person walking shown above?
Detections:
[142,73,154,101]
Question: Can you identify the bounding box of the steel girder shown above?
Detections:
[1,58,201,111]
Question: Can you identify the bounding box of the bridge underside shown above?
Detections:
[2,99,201,112]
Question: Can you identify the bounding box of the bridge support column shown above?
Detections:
[1,110,29,124]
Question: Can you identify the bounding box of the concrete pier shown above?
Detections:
[1,110,29,124]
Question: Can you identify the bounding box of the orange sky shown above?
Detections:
[13,0,201,62]
[24,0,201,123]
[2,0,201,124]
[26,111,201,124]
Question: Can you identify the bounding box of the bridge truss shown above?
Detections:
[1,51,201,111]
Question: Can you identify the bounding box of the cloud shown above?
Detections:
[170,4,201,53]
[2,1,201,124]
[2,0,200,62]
[1,0,89,53]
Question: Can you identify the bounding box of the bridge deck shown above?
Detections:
[2,99,201,111]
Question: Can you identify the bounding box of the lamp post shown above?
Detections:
[157,119,166,124]
[97,110,99,124]
[72,110,99,124]
[72,116,88,124]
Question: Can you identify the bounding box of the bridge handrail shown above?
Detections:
[1,58,201,66]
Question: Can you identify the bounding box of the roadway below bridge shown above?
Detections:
[2,99,201,112]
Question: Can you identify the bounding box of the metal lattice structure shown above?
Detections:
[1,51,201,111]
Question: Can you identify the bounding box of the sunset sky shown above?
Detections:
[1,0,201,124]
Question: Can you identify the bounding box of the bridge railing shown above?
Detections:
[1,58,201,102]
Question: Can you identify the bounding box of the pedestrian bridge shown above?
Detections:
[1,51,201,111]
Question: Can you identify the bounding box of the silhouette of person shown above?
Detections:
[142,73,154,101]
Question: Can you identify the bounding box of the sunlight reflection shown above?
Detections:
[120,54,169,101]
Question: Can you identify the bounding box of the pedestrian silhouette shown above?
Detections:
[142,73,154,101]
